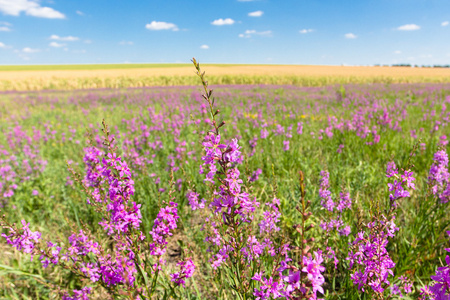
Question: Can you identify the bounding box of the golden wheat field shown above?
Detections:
[1,64,450,91]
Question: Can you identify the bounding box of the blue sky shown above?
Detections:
[0,0,449,65]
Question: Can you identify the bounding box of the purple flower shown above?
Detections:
[259,198,281,234]
[223,138,242,163]
[302,251,326,296]
[225,168,243,195]
[347,216,398,294]
[149,202,179,256]
[428,150,450,203]
[426,239,450,299]
[1,220,41,258]
[249,168,262,182]
[337,192,352,211]
[62,287,92,300]
[420,285,437,300]
[386,161,415,207]
[296,122,303,135]
[187,191,206,211]
[260,129,269,139]
[170,258,196,287]
[319,171,335,212]
[83,147,141,235]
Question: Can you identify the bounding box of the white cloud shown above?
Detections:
[239,29,272,38]
[27,6,65,19]
[49,41,65,47]
[119,41,133,45]
[0,0,65,19]
[397,24,420,31]
[22,47,39,53]
[344,33,357,39]
[248,10,263,17]
[49,35,79,41]
[0,26,10,31]
[299,29,314,34]
[200,44,209,49]
[0,21,11,26]
[442,21,449,27]
[76,10,84,16]
[84,39,92,44]
[211,18,235,26]
[394,50,402,54]
[145,21,179,31]
[0,41,12,49]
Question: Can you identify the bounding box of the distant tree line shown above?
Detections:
[373,64,450,68]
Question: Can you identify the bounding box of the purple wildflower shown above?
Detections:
[170,258,196,287]
[1,220,41,258]
[347,216,399,294]
[423,232,450,299]
[186,191,206,211]
[428,150,450,203]
[62,287,92,300]
[258,198,281,235]
[319,171,334,212]
[386,161,415,207]
[149,202,179,256]
[249,168,262,182]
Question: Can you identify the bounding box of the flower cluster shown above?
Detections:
[390,275,413,298]
[428,150,450,203]
[347,161,415,295]
[170,258,196,287]
[419,232,450,300]
[386,161,416,207]
[201,132,259,222]
[149,201,179,257]
[249,168,263,183]
[1,220,41,257]
[61,287,92,300]
[347,216,398,293]
[254,251,326,300]
[82,147,141,235]
[186,190,205,211]
[0,126,47,204]
[259,198,281,235]
[319,171,334,212]
[318,171,352,237]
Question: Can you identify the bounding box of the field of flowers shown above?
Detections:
[1,62,450,299]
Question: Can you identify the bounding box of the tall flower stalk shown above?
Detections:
[285,171,325,299]
[192,58,292,299]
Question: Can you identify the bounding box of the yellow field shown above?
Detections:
[1,64,450,91]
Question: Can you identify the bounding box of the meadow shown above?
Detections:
[0,62,450,299]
